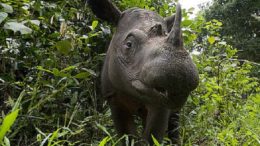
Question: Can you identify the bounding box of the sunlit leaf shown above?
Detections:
[0,78,4,83]
[99,136,111,146]
[151,135,160,146]
[48,128,60,146]
[36,66,53,74]
[204,66,212,72]
[0,109,19,142]
[82,68,97,76]
[182,19,192,26]
[208,36,216,44]
[3,136,10,146]
[61,66,77,72]
[0,12,8,24]
[52,68,60,76]
[4,22,32,34]
[74,72,90,79]
[213,19,222,26]
[22,20,41,26]
[91,20,99,30]
[0,3,13,13]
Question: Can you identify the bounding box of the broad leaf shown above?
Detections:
[91,20,99,30]
[36,66,53,74]
[182,19,192,26]
[151,135,161,146]
[3,137,10,146]
[82,68,97,76]
[0,3,13,13]
[4,22,32,34]
[52,68,60,76]
[74,72,90,79]
[52,68,69,77]
[99,136,111,146]
[208,36,216,45]
[0,12,8,24]
[61,66,77,72]
[22,20,41,26]
[0,109,19,143]
[55,40,72,55]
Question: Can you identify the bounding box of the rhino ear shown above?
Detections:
[87,0,122,25]
[164,15,175,33]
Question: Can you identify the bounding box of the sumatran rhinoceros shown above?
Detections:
[88,0,199,144]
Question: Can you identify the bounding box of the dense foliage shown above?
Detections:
[204,0,260,62]
[0,0,259,145]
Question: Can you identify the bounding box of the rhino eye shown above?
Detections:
[124,35,135,49]
[122,35,136,58]
[126,41,132,48]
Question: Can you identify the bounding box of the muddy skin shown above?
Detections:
[88,0,199,145]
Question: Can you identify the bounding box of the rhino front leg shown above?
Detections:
[108,96,137,137]
[143,106,171,144]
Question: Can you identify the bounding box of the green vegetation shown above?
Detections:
[204,0,260,62]
[0,0,259,145]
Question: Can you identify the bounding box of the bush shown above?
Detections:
[180,18,260,145]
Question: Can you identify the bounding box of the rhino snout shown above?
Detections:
[138,52,199,107]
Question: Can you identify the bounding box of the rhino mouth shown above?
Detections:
[131,80,188,110]
[153,86,168,97]
[131,80,169,102]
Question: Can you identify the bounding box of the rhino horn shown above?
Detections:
[167,3,183,48]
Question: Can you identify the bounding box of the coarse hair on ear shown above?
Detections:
[87,0,122,25]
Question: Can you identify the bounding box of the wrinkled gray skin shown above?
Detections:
[88,0,199,144]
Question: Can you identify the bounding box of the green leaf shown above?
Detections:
[91,20,99,30]
[52,68,69,77]
[96,123,111,137]
[182,19,192,26]
[74,72,90,79]
[88,32,100,38]
[4,22,32,34]
[36,66,53,74]
[22,20,40,26]
[52,68,60,76]
[3,136,10,146]
[55,40,72,55]
[204,66,212,72]
[0,3,13,13]
[0,109,19,143]
[208,36,216,44]
[0,12,8,24]
[99,136,111,146]
[82,68,97,76]
[12,90,25,112]
[151,135,161,146]
[48,128,60,146]
[187,33,197,42]
[213,19,222,26]
[60,66,77,72]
